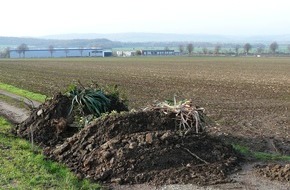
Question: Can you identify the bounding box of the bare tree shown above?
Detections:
[48,45,55,57]
[244,43,252,55]
[202,47,208,55]
[136,50,142,56]
[2,47,10,58]
[269,41,278,54]
[17,43,29,58]
[235,44,240,55]
[79,46,84,57]
[64,48,69,57]
[256,44,265,54]
[187,43,194,55]
[16,47,22,58]
[214,44,221,55]
[179,44,184,54]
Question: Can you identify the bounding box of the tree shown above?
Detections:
[187,43,194,55]
[136,50,142,56]
[179,45,184,54]
[235,44,240,55]
[202,47,208,55]
[1,47,10,58]
[244,43,252,55]
[64,48,69,57]
[256,44,265,54]
[214,44,221,55]
[269,41,278,54]
[48,45,55,57]
[17,43,29,58]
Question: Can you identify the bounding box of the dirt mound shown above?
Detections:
[14,92,129,147]
[14,93,241,186]
[45,111,241,185]
[14,93,77,146]
[255,164,290,182]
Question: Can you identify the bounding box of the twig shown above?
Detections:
[30,125,34,151]
[182,147,209,164]
[25,97,36,110]
[270,139,281,154]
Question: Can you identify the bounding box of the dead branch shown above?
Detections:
[144,99,206,133]
[182,147,209,164]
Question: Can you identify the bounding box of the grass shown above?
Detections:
[0,82,46,103]
[233,144,290,162]
[0,117,101,190]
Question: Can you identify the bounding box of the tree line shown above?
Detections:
[1,41,290,58]
[176,41,289,55]
[0,44,85,58]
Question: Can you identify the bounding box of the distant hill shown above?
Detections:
[0,36,119,49]
[42,33,290,43]
[1,33,289,50]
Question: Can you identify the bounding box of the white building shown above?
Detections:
[9,48,112,58]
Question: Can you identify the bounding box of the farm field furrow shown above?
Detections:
[0,57,289,153]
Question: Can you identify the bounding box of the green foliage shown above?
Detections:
[101,84,128,108]
[66,82,129,128]
[0,117,101,189]
[67,85,111,117]
[232,144,290,161]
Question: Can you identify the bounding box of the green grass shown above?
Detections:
[0,82,46,102]
[0,117,101,190]
[233,144,290,162]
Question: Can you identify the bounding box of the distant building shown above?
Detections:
[142,50,175,56]
[116,51,136,57]
[9,48,112,58]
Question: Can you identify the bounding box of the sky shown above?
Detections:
[1,0,290,37]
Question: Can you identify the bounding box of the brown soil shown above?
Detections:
[255,164,290,182]
[14,93,77,147]
[14,94,241,186]
[47,111,241,185]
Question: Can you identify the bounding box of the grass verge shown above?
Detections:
[233,144,290,162]
[0,82,46,102]
[0,117,101,190]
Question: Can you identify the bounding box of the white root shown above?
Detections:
[144,99,205,133]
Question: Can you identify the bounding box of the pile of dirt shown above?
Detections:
[255,164,290,182]
[14,93,76,147]
[45,110,240,185]
[15,94,242,186]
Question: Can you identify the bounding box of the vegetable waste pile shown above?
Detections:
[14,85,241,185]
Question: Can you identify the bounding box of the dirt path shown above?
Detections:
[0,89,41,124]
[0,89,41,108]
[0,90,289,190]
[109,163,290,190]
[0,101,30,124]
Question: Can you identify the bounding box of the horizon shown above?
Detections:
[1,0,290,38]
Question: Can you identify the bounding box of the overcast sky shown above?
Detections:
[1,0,289,37]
